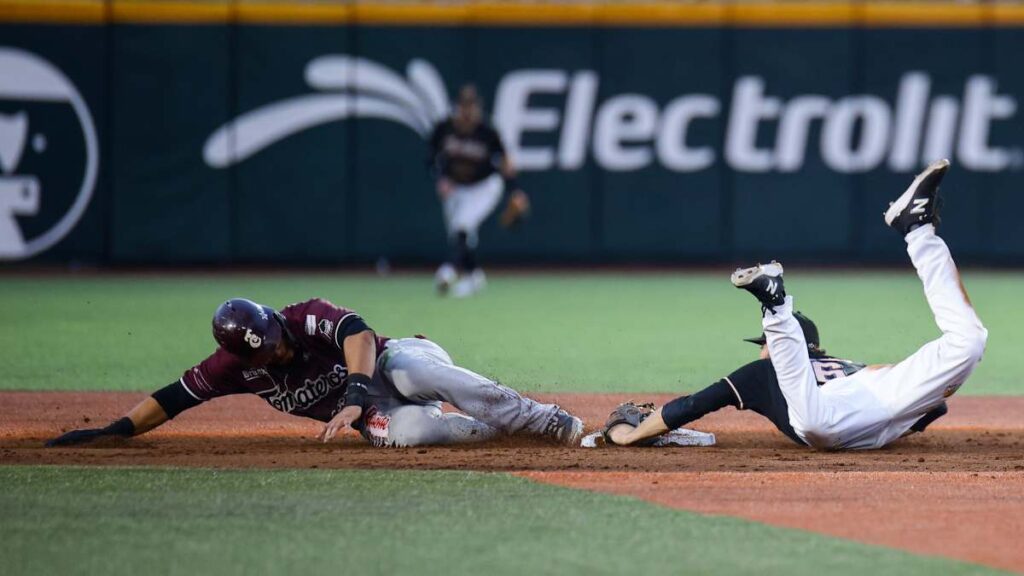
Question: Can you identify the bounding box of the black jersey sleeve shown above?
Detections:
[660,360,775,430]
[722,359,779,409]
[662,359,805,446]
[727,359,807,445]
[152,381,203,419]
[334,314,371,347]
[487,125,507,158]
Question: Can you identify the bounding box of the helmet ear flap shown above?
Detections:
[271,310,294,344]
[273,310,287,327]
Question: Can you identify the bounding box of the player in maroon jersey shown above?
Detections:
[46,298,583,448]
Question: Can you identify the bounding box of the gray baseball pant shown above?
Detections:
[359,338,562,447]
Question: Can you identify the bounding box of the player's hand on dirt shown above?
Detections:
[319,405,363,443]
[500,190,530,228]
[436,178,454,200]
[46,416,136,447]
[45,427,111,447]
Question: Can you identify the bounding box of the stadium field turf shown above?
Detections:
[0,271,1019,394]
[0,466,1003,576]
[1,272,1019,575]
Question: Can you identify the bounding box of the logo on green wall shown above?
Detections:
[205,55,1021,175]
[0,47,99,261]
[203,55,449,169]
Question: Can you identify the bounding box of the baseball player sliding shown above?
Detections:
[429,84,529,298]
[47,298,583,448]
[606,159,988,450]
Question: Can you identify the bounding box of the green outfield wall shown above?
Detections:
[1,2,1022,265]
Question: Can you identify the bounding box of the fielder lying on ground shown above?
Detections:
[47,298,583,448]
[605,159,987,450]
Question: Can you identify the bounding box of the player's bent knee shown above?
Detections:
[388,427,440,448]
[386,408,449,447]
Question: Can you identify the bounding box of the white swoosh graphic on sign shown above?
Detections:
[407,59,450,123]
[304,55,432,132]
[203,93,425,168]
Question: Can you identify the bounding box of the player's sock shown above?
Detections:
[455,231,478,273]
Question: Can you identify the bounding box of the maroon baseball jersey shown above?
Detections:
[179,298,389,422]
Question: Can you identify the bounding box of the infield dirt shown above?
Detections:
[2,391,1023,572]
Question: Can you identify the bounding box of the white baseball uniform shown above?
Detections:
[443,173,504,248]
[763,224,988,449]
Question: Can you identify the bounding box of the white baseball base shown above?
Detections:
[580,428,716,448]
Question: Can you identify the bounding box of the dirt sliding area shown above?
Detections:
[3,392,1024,572]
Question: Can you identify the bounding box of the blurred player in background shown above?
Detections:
[428,84,530,298]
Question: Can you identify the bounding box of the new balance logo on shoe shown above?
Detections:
[766,279,778,295]
[911,198,929,214]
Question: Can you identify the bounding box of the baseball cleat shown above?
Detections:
[884,158,949,235]
[732,261,786,313]
[450,269,486,299]
[548,409,584,446]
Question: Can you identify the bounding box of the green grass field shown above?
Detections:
[0,271,1019,394]
[1,272,1019,575]
[0,467,1003,576]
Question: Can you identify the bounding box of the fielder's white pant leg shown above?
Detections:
[445,174,504,247]
[442,191,460,239]
[762,296,834,448]
[384,404,499,447]
[383,338,559,435]
[865,224,988,444]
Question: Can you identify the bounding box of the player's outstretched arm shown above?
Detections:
[45,394,171,447]
[124,396,171,434]
[45,380,203,447]
[605,380,741,446]
[319,329,377,443]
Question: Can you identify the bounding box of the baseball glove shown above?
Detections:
[602,401,658,446]
[499,190,530,228]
